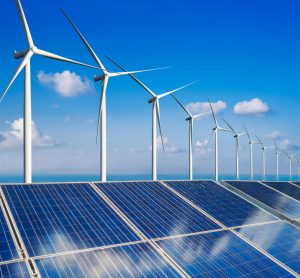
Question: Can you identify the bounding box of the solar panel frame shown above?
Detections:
[163,180,277,227]
[1,183,141,258]
[224,181,300,219]
[235,221,300,275]
[156,229,292,277]
[94,181,220,239]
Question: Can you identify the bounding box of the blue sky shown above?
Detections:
[0,0,299,178]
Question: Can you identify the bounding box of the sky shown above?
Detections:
[0,0,299,178]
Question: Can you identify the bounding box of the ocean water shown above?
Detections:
[0,173,299,183]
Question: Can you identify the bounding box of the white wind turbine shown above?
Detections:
[274,140,280,178]
[243,126,259,178]
[223,120,246,180]
[106,56,199,181]
[282,150,295,178]
[294,156,300,177]
[1,0,99,184]
[62,11,165,182]
[208,100,228,181]
[171,94,210,180]
[256,136,272,178]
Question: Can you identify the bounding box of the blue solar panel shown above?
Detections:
[1,183,139,257]
[164,180,277,227]
[0,262,30,278]
[236,221,300,275]
[157,230,291,277]
[95,181,219,239]
[293,182,300,187]
[0,206,19,262]
[35,243,180,277]
[225,181,300,219]
[263,182,300,202]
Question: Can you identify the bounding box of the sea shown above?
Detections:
[0,174,299,183]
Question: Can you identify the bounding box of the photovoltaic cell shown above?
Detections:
[95,181,219,239]
[164,180,277,227]
[0,262,30,278]
[293,182,300,187]
[0,206,19,262]
[236,221,300,275]
[35,243,180,277]
[225,181,300,219]
[1,183,139,257]
[157,230,291,277]
[263,182,300,202]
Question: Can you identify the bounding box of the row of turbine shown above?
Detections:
[2,1,298,183]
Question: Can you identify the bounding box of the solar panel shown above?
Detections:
[0,205,19,262]
[1,183,140,257]
[95,181,219,239]
[164,180,277,227]
[156,230,291,277]
[236,221,300,274]
[262,182,300,202]
[0,262,30,278]
[225,181,300,219]
[35,243,180,277]
[293,182,300,187]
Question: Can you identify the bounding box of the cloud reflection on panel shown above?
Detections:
[35,243,180,277]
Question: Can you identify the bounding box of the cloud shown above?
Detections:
[195,139,212,155]
[264,131,281,140]
[154,136,185,154]
[38,70,94,97]
[51,104,60,109]
[279,139,300,152]
[186,100,226,116]
[0,118,61,148]
[234,98,269,115]
[63,116,71,123]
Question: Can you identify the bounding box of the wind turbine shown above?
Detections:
[1,0,98,184]
[294,156,300,176]
[256,136,272,178]
[282,150,294,178]
[223,120,246,179]
[62,10,165,182]
[171,94,210,180]
[105,56,199,181]
[274,140,280,178]
[243,126,259,178]
[208,100,228,182]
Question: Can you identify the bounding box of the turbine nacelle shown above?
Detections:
[94,74,105,82]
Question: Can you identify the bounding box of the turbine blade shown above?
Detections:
[243,125,252,141]
[171,94,192,117]
[223,119,236,134]
[208,130,216,145]
[16,0,33,47]
[193,111,210,120]
[61,9,106,71]
[274,139,278,151]
[156,100,165,152]
[109,66,168,77]
[255,135,263,146]
[96,84,105,144]
[34,48,98,69]
[0,51,32,102]
[208,99,218,127]
[157,79,200,99]
[105,55,156,98]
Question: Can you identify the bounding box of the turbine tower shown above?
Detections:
[282,150,294,178]
[244,126,258,178]
[223,120,246,180]
[256,136,272,178]
[1,0,98,183]
[274,140,280,178]
[62,11,164,182]
[171,94,210,180]
[209,100,228,182]
[106,56,199,181]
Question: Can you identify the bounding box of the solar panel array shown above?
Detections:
[0,180,299,277]
[225,181,300,219]
[262,182,300,202]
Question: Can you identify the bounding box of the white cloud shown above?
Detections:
[63,116,71,123]
[38,70,94,97]
[195,139,212,154]
[279,139,300,152]
[0,118,61,148]
[264,131,281,140]
[51,104,60,109]
[154,136,185,154]
[186,100,226,116]
[234,98,269,115]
